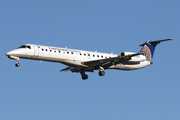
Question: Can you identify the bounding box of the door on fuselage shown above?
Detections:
[34,45,39,56]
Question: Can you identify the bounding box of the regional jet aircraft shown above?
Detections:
[6,39,173,80]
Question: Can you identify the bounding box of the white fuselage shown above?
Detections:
[6,44,150,70]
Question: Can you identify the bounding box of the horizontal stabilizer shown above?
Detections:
[139,38,173,46]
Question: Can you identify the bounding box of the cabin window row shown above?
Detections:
[41,48,110,58]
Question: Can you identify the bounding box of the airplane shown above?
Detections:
[6,38,173,80]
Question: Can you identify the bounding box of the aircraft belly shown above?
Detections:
[109,61,150,70]
[17,53,84,67]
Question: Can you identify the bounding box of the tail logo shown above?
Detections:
[140,45,152,62]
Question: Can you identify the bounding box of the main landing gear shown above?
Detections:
[98,66,105,76]
[82,74,88,80]
[99,70,105,76]
[80,68,105,80]
[80,70,88,80]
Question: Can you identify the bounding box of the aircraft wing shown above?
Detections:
[81,53,142,69]
[59,67,75,72]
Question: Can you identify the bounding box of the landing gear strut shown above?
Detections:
[15,59,20,67]
[80,70,88,80]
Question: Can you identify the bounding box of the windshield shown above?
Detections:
[18,45,31,49]
[19,45,26,48]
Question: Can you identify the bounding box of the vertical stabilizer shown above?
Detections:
[139,38,173,62]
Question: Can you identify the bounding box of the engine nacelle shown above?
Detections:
[121,52,146,62]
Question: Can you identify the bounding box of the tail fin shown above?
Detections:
[139,38,173,62]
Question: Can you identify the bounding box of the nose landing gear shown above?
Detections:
[15,59,20,67]
[6,55,20,67]
[15,62,20,67]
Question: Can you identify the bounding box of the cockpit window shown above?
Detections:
[19,45,26,48]
[18,45,31,49]
[27,46,31,49]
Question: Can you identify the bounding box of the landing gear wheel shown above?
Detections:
[15,63,20,67]
[82,74,88,80]
[99,71,105,76]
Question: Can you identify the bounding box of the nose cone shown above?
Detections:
[6,50,19,56]
[6,51,11,56]
[6,50,15,56]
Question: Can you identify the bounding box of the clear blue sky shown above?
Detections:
[1,1,180,120]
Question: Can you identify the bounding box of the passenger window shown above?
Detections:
[84,53,86,56]
[93,55,95,57]
[101,56,103,58]
[97,55,99,57]
[50,50,52,52]
[46,49,48,51]
[71,52,73,54]
[42,49,44,51]
[67,52,69,54]
[88,54,90,56]
[80,53,82,55]
[59,51,61,53]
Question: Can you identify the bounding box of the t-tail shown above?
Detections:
[139,38,173,62]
